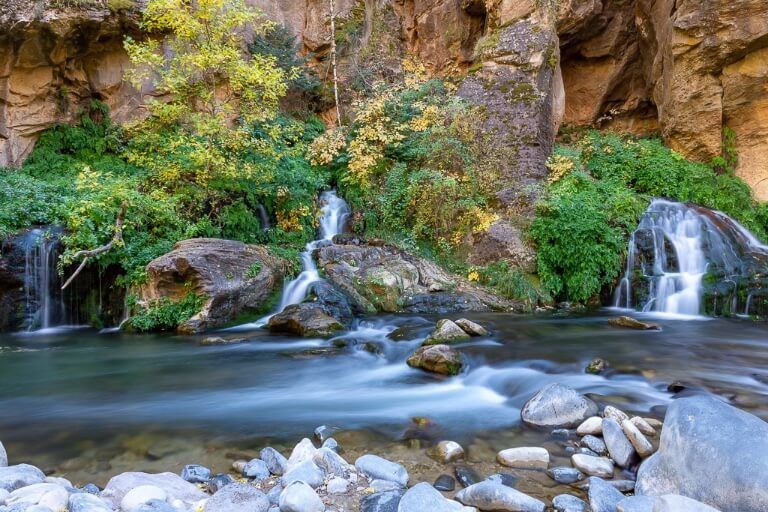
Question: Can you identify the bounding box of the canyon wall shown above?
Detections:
[1,0,767,200]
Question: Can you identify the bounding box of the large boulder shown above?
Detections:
[636,395,768,511]
[407,345,463,376]
[139,238,286,333]
[422,319,471,345]
[521,383,598,428]
[267,303,345,338]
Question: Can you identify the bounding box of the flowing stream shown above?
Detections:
[19,228,64,331]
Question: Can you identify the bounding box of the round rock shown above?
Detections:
[120,485,167,512]
[576,417,603,436]
[260,447,288,476]
[521,383,598,428]
[496,447,549,470]
[181,464,211,483]
[430,441,465,463]
[455,481,545,512]
[602,418,638,468]
[278,481,325,512]
[355,454,408,487]
[571,454,614,478]
[553,494,588,512]
[203,483,270,512]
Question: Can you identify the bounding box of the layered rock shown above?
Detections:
[140,238,286,333]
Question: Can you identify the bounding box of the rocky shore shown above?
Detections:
[1,382,766,512]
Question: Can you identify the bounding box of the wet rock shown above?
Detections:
[547,467,585,484]
[636,396,768,511]
[571,454,614,478]
[581,435,607,455]
[313,425,338,443]
[206,474,233,494]
[6,483,68,511]
[243,459,270,480]
[406,345,463,376]
[120,485,167,512]
[0,464,45,492]
[454,319,488,336]
[622,419,654,457]
[180,464,211,483]
[486,473,518,488]
[313,447,350,477]
[603,418,637,468]
[617,495,656,512]
[423,319,471,345]
[68,492,113,512]
[360,490,403,512]
[199,336,246,346]
[454,466,483,488]
[603,406,629,423]
[608,316,660,330]
[430,441,465,463]
[0,442,5,467]
[630,417,657,437]
[321,438,340,453]
[268,303,344,338]
[355,455,408,486]
[586,358,609,375]
[434,475,456,491]
[644,418,663,430]
[309,281,353,327]
[397,482,462,512]
[576,417,603,436]
[588,477,626,512]
[521,383,599,428]
[455,481,546,512]
[652,494,721,512]
[326,477,349,495]
[496,447,549,470]
[281,460,324,488]
[101,472,207,509]
[203,483,269,512]
[278,481,324,512]
[666,381,688,393]
[260,447,288,476]
[553,494,588,512]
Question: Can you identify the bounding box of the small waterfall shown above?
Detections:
[615,199,768,317]
[20,228,64,330]
[276,190,350,311]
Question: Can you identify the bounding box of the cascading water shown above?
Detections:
[615,199,768,316]
[19,228,64,330]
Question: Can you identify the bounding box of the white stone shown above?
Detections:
[431,441,465,463]
[286,438,318,471]
[603,406,629,423]
[326,477,349,494]
[571,454,614,478]
[44,476,73,488]
[622,419,655,457]
[576,417,603,436]
[630,417,657,436]
[496,447,549,470]
[120,485,167,512]
[7,483,69,511]
[0,488,9,505]
[279,481,324,512]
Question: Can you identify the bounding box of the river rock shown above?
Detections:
[68,492,113,512]
[455,481,545,512]
[454,466,482,488]
[423,320,471,345]
[434,475,456,491]
[260,447,288,476]
[360,490,403,512]
[180,464,210,483]
[356,455,408,486]
[603,418,637,467]
[652,494,721,512]
[622,419,654,457]
[496,447,549,469]
[547,467,585,484]
[581,435,607,455]
[0,465,45,492]
[407,345,463,375]
[630,417,657,437]
[287,439,317,470]
[278,481,324,512]
[430,441,465,463]
[206,474,233,494]
[243,459,270,480]
[636,395,768,511]
[137,499,178,512]
[571,454,614,478]
[521,383,599,428]
[454,319,488,336]
[617,495,656,512]
[486,473,518,487]
[203,483,269,512]
[576,416,603,436]
[6,483,68,511]
[141,238,287,333]
[281,459,325,488]
[313,447,350,477]
[370,480,403,493]
[588,477,626,512]
[553,494,588,512]
[0,443,6,467]
[268,303,344,338]
[397,482,461,512]
[326,476,349,494]
[603,406,629,423]
[101,472,207,509]
[81,484,100,494]
[586,358,609,375]
[608,316,660,330]
[120,485,167,512]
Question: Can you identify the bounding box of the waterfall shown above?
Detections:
[614,199,768,317]
[20,228,64,330]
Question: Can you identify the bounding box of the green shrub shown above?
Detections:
[127,293,205,332]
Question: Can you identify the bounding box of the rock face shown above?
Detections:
[267,303,345,337]
[139,238,286,333]
[521,383,599,428]
[636,395,768,511]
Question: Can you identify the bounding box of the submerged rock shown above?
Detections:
[608,316,660,330]
[455,481,546,512]
[547,467,585,484]
[203,483,269,512]
[521,383,598,428]
[454,466,483,488]
[586,358,609,375]
[407,345,463,376]
[422,319,471,345]
[636,395,768,511]
[268,303,344,337]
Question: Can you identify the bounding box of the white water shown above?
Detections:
[20,228,63,331]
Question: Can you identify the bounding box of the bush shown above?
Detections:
[127,293,205,332]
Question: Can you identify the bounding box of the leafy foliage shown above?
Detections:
[127,293,205,332]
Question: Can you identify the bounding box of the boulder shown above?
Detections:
[140,239,286,333]
[636,396,768,511]
[0,464,45,492]
[422,319,471,345]
[203,483,270,512]
[455,481,546,512]
[355,455,409,487]
[521,383,598,428]
[608,316,660,330]
[407,345,463,376]
[101,471,207,509]
[267,303,344,338]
